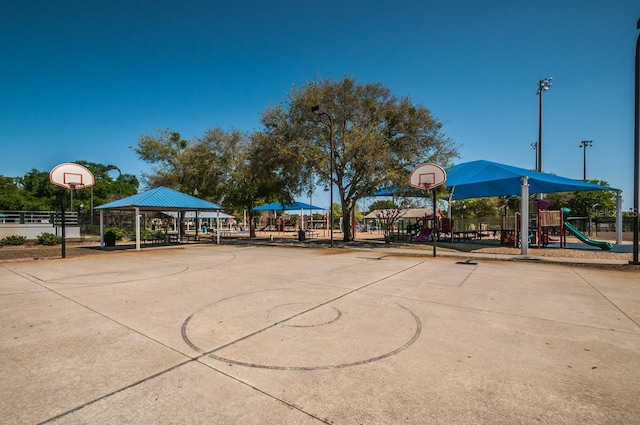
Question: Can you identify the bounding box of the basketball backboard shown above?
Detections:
[409,163,447,190]
[49,163,95,189]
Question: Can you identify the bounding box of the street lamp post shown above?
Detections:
[530,142,538,170]
[311,105,334,247]
[105,164,122,228]
[579,140,593,180]
[632,19,640,265]
[106,164,122,197]
[537,77,553,174]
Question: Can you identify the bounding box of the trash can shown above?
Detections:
[104,232,116,247]
[298,230,306,241]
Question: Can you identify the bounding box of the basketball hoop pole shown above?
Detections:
[432,187,437,258]
[62,183,79,259]
[410,163,446,257]
[419,183,437,257]
[60,188,66,259]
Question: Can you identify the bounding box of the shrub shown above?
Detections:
[37,232,62,245]
[1,235,27,246]
[133,229,166,242]
[104,227,126,241]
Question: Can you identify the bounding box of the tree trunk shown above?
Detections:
[248,208,257,238]
[341,204,352,241]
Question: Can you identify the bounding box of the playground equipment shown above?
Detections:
[561,208,613,250]
[500,213,519,247]
[500,204,613,251]
[414,227,434,242]
[406,212,441,243]
[536,200,565,248]
[500,201,563,248]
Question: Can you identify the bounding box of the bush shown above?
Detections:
[104,227,126,241]
[37,233,62,245]
[140,229,165,240]
[1,235,27,246]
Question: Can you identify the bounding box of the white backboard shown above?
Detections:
[409,163,447,190]
[49,163,95,189]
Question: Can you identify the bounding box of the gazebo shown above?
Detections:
[254,201,325,230]
[95,186,224,250]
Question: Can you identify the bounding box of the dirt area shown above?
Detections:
[0,240,104,262]
[436,241,633,261]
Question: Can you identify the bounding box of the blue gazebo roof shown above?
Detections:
[254,201,325,211]
[95,186,223,211]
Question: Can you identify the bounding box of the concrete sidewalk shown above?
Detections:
[1,244,639,424]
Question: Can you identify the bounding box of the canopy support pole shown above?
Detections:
[616,190,623,245]
[521,177,529,256]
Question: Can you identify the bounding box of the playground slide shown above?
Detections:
[563,221,613,251]
[414,227,434,242]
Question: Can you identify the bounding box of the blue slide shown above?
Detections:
[563,221,613,251]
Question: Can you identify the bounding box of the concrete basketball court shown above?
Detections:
[1,244,639,424]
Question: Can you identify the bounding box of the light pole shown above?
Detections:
[106,164,122,197]
[579,140,593,180]
[530,142,538,170]
[537,77,552,174]
[105,164,122,228]
[632,18,640,265]
[311,105,334,247]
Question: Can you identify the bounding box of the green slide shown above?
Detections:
[563,221,613,251]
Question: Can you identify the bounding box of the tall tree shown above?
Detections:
[74,160,139,207]
[450,197,502,219]
[567,180,616,218]
[545,180,616,218]
[16,169,60,210]
[0,176,25,210]
[134,128,289,237]
[133,129,195,193]
[218,131,284,237]
[260,77,459,241]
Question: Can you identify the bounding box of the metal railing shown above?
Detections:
[0,210,79,226]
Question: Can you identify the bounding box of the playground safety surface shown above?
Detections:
[1,244,639,424]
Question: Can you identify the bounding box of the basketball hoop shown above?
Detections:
[49,163,94,190]
[409,163,447,190]
[49,163,95,260]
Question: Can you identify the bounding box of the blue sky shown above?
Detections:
[1,1,639,210]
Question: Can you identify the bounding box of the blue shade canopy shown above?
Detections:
[445,160,616,200]
[373,160,616,200]
[95,186,223,211]
[254,201,325,211]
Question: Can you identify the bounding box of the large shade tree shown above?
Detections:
[134,128,294,237]
[260,77,459,241]
[546,179,616,218]
[0,176,25,210]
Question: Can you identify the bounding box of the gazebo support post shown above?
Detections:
[135,207,140,251]
[216,211,221,244]
[195,211,199,241]
[99,210,104,247]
